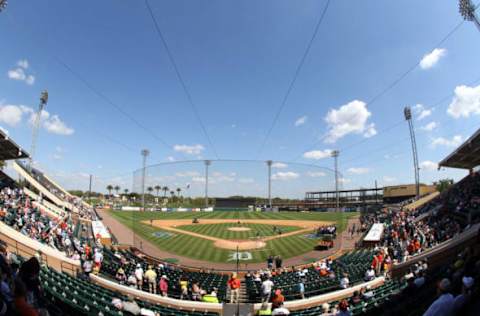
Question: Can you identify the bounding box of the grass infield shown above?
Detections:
[110,210,357,264]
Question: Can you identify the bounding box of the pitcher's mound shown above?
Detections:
[228,227,251,232]
[214,239,266,250]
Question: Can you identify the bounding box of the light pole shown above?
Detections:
[29,90,48,170]
[0,0,8,13]
[331,150,340,212]
[266,160,272,208]
[141,149,150,211]
[204,160,211,209]
[404,107,420,200]
[459,0,480,31]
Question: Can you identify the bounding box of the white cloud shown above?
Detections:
[0,105,29,126]
[431,135,463,148]
[7,59,35,85]
[324,100,376,143]
[17,59,29,69]
[413,104,433,120]
[306,171,326,177]
[173,144,205,155]
[382,176,396,183]
[347,167,370,175]
[420,160,438,171]
[0,104,73,135]
[421,121,438,131]
[447,84,480,119]
[272,162,288,169]
[43,115,74,135]
[303,149,333,160]
[420,48,447,70]
[272,171,299,181]
[166,156,175,162]
[294,115,307,127]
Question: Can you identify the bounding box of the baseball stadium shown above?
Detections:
[1,1,480,316]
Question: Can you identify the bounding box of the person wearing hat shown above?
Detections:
[228,273,241,303]
[159,275,168,297]
[144,265,157,294]
[320,303,330,315]
[423,278,454,316]
[134,263,144,290]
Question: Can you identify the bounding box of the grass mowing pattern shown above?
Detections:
[110,211,356,264]
[176,223,301,240]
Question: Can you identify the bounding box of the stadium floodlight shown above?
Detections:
[459,0,480,31]
[0,0,7,13]
[141,149,150,212]
[29,90,49,170]
[266,160,273,208]
[204,160,211,208]
[404,106,420,200]
[331,150,340,212]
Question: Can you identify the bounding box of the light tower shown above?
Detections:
[266,160,273,208]
[29,90,48,170]
[140,149,150,211]
[204,160,211,209]
[331,150,340,212]
[0,0,8,13]
[404,107,420,200]
[459,0,480,31]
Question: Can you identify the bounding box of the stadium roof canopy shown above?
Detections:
[0,129,29,160]
[438,127,480,170]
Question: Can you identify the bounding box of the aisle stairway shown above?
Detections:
[225,280,248,303]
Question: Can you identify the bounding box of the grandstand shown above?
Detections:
[0,126,479,316]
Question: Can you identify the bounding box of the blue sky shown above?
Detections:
[1,0,480,197]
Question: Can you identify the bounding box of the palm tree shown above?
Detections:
[154,185,161,198]
[170,190,175,199]
[176,187,181,198]
[123,189,129,195]
[162,186,169,198]
[114,185,120,195]
[106,185,113,197]
[147,186,153,201]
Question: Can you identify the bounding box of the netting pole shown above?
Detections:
[331,150,340,212]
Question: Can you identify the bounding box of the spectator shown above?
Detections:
[423,278,454,316]
[272,302,290,316]
[179,276,188,300]
[271,289,284,310]
[298,277,305,299]
[453,276,474,313]
[261,277,274,303]
[364,267,375,281]
[127,273,137,288]
[267,256,274,270]
[144,265,157,294]
[159,275,168,297]
[228,273,241,303]
[191,281,203,301]
[275,256,282,269]
[320,303,330,316]
[115,267,126,284]
[336,299,351,316]
[340,273,349,289]
[134,264,144,290]
[257,302,272,315]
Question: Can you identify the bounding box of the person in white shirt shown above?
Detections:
[272,303,290,315]
[423,278,454,316]
[364,268,375,281]
[261,277,274,303]
[340,273,349,289]
[135,264,144,290]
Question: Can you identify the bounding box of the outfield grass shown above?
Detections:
[110,210,357,264]
[176,222,301,240]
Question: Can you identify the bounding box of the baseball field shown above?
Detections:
[109,210,358,264]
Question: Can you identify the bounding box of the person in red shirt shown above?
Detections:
[228,273,241,303]
[271,289,285,309]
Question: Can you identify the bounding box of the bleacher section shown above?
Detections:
[41,266,219,316]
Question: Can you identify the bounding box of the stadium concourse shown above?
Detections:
[1,128,480,316]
